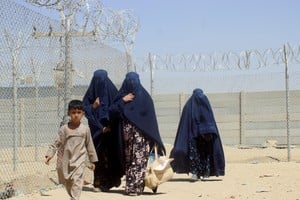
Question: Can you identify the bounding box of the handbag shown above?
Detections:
[144,145,174,192]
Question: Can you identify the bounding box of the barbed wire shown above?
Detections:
[134,43,300,72]
[26,0,139,71]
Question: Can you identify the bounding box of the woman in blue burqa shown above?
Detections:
[170,88,225,180]
[82,69,123,192]
[109,72,165,195]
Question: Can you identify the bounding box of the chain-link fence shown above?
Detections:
[133,44,300,94]
[132,45,300,164]
[1,0,300,197]
[0,0,128,196]
[134,44,300,155]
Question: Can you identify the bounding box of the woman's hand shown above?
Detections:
[122,93,135,102]
[103,126,111,133]
[92,97,100,109]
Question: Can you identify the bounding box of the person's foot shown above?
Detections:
[204,168,210,178]
[99,185,109,192]
[152,186,158,193]
[83,180,91,185]
[199,176,204,181]
[128,192,138,196]
[190,174,198,182]
[92,187,101,192]
[114,179,122,187]
[125,192,141,196]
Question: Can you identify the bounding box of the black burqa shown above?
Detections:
[82,69,123,191]
[109,72,165,155]
[170,88,225,177]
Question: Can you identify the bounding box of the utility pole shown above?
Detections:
[28,1,138,124]
[32,17,96,125]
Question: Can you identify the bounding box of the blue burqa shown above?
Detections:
[82,69,123,191]
[170,88,225,177]
[109,72,165,155]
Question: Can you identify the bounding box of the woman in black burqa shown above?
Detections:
[82,69,123,191]
[109,71,165,195]
[170,88,225,180]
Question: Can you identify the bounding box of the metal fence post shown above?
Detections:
[240,91,245,145]
[62,17,73,125]
[12,53,18,171]
[283,44,291,161]
[149,53,155,96]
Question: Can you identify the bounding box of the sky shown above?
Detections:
[19,0,300,56]
[99,0,300,93]
[100,0,300,56]
[15,0,300,93]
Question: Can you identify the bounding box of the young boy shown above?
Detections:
[45,99,98,200]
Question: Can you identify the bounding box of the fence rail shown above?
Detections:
[1,89,299,147]
[154,90,300,146]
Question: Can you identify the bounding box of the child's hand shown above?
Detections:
[88,163,96,171]
[45,156,52,165]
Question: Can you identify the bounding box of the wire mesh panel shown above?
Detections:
[0,0,127,196]
[134,46,300,163]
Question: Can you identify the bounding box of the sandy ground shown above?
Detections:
[8,143,300,200]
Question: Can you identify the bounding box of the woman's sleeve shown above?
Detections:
[109,98,125,119]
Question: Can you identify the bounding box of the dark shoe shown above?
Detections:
[126,192,141,196]
[204,169,210,178]
[152,187,158,193]
[114,179,121,187]
[99,185,109,192]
